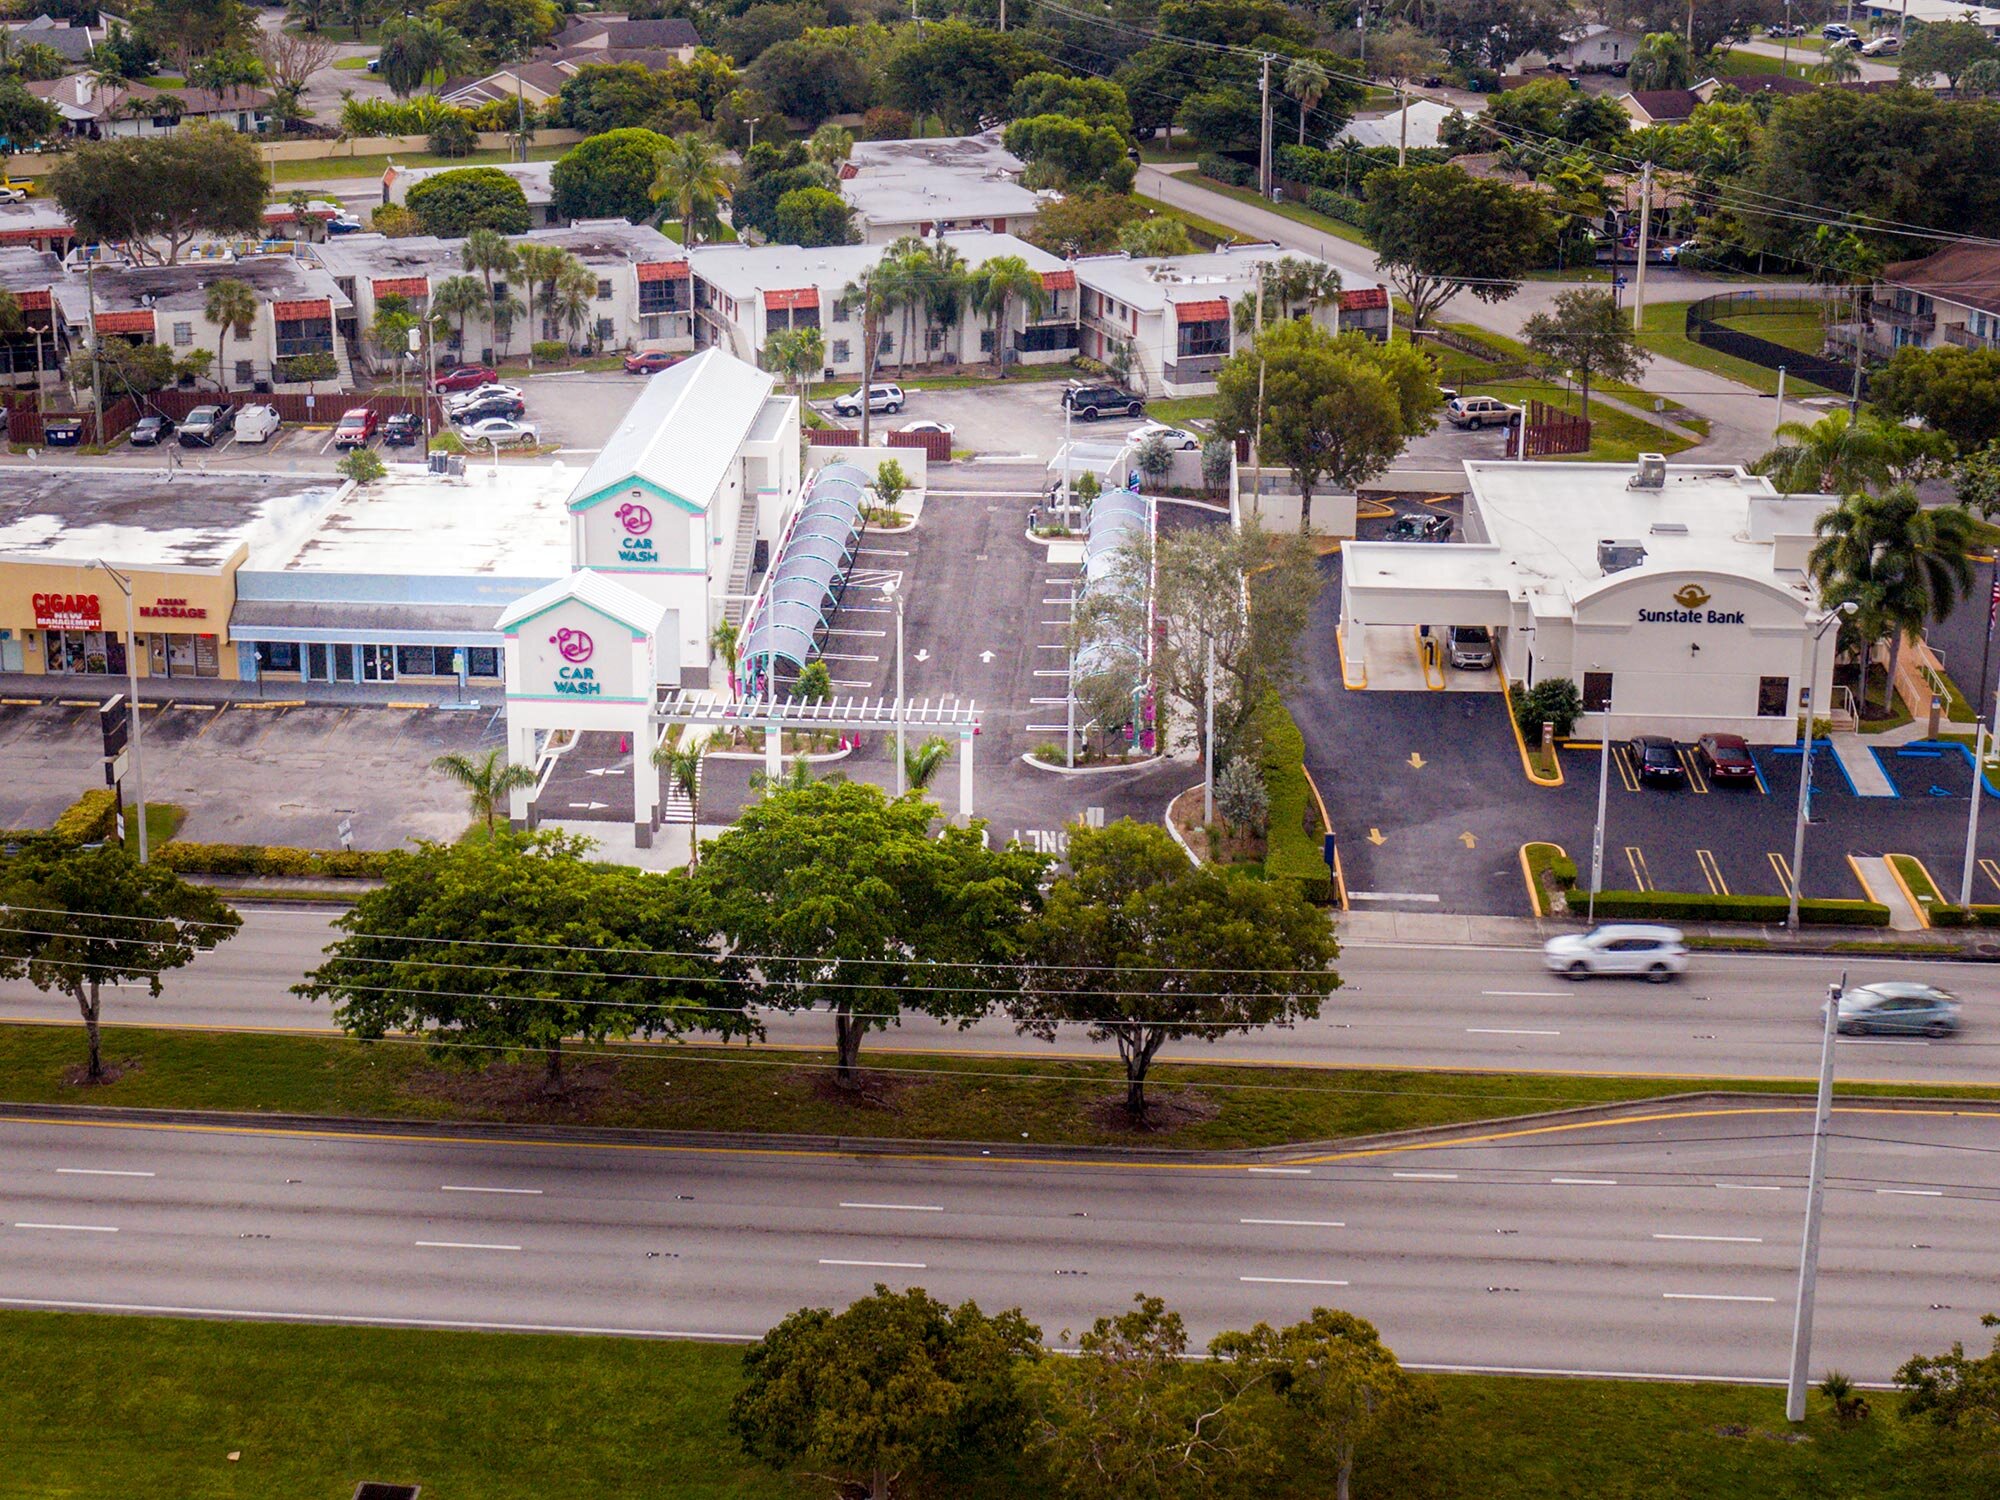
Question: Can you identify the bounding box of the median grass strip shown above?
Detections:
[5,1310,1996,1500]
[1637,299,1843,399]
[1165,171,1376,248]
[5,1023,1997,1151]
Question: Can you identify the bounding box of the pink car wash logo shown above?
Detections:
[551,627,594,663]
[617,502,653,535]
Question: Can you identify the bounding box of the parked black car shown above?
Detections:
[41,414,85,447]
[1062,382,1143,420]
[1627,735,1688,786]
[128,413,175,446]
[449,395,526,425]
[382,412,422,447]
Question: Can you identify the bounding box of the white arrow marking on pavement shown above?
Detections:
[979,650,996,663]
[567,802,609,810]
[913,648,931,662]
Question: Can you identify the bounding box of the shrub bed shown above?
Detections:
[1256,691,1332,904]
[1302,187,1367,225]
[1588,890,1890,927]
[1197,153,1253,187]
[1923,904,2000,928]
[51,789,118,844]
[154,842,401,879]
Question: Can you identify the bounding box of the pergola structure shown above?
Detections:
[658,689,982,818]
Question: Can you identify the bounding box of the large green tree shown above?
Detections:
[554,61,677,133]
[48,123,266,265]
[1004,114,1137,193]
[690,780,1046,1083]
[427,0,555,62]
[1898,1311,2000,1437]
[1011,820,1340,1119]
[297,832,740,1092]
[1362,164,1551,329]
[1751,408,1947,494]
[405,167,532,236]
[1007,71,1133,136]
[1871,345,2000,456]
[1899,20,1999,92]
[0,839,240,1081]
[884,20,1035,135]
[1520,288,1653,419]
[375,15,475,97]
[734,1286,1041,1500]
[549,127,670,224]
[1215,321,1442,533]
[773,186,854,247]
[746,32,873,128]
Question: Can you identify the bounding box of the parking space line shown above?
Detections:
[1622,845,1652,891]
[1681,749,1709,794]
[1612,746,1641,793]
[1769,851,1796,899]
[1695,849,1729,896]
[1980,858,2000,899]
[1751,756,1770,795]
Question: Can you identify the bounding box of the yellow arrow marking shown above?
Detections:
[1459,831,1477,849]
[1366,828,1386,846]
[1407,752,1427,769]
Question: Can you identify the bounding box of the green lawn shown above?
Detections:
[1711,47,1817,78]
[658,219,739,245]
[1174,172,1376,249]
[1145,394,1220,424]
[1713,308,1830,358]
[1637,299,1843,399]
[4,1309,1995,1500]
[331,54,375,70]
[266,143,571,185]
[805,363,1081,399]
[121,802,185,856]
[8,1022,2000,1152]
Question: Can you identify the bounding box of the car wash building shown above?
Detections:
[1338,457,1841,742]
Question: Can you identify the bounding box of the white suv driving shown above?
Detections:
[1543,924,1689,982]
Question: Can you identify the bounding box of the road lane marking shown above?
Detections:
[1551,1177,1617,1185]
[1837,1038,1930,1046]
[1876,1188,1943,1197]
[819,1259,926,1268]
[15,1222,117,1233]
[1482,990,1564,997]
[1393,1172,1459,1181]
[0,1294,760,1342]
[1240,1276,1349,1287]
[840,1202,944,1213]
[55,1168,153,1177]
[415,1240,521,1251]
[440,1185,543,1195]
[1663,1293,1776,1303]
[1246,1167,1312,1175]
[1717,1183,1782,1192]
[1654,1234,1763,1243]
[1467,1028,1561,1036]
[1240,1218,1345,1227]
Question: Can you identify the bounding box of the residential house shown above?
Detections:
[309,222,692,369]
[1617,88,1700,127]
[687,230,1076,379]
[48,254,355,391]
[1848,242,2000,357]
[0,246,67,385]
[382,160,561,227]
[1073,244,1391,398]
[839,131,1048,244]
[1860,0,2000,37]
[1516,23,1644,72]
[1335,99,1462,151]
[1692,74,1817,103]
[29,76,272,137]
[5,15,98,62]
[548,17,702,59]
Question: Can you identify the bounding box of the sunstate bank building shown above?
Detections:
[1339,456,1844,743]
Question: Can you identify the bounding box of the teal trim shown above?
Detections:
[508,692,650,704]
[569,474,704,516]
[592,564,706,576]
[501,594,660,636]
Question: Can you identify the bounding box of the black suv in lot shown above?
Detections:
[382,412,422,447]
[1062,383,1143,420]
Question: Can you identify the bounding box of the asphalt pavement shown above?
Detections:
[11,906,2000,1086]
[1,1105,1991,1380]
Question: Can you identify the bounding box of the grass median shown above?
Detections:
[5,1309,1995,1499]
[5,1022,1998,1150]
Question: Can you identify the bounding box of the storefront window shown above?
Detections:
[1581,671,1613,713]
[396,645,438,676]
[50,630,115,674]
[467,647,499,678]
[1758,676,1790,717]
[254,642,301,674]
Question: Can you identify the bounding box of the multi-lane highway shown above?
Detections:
[4,907,1995,1084]
[2,1105,1993,1381]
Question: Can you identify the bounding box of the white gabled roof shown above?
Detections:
[565,347,775,516]
[496,567,667,636]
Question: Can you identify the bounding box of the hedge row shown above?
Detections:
[1274,142,1449,191]
[154,842,402,880]
[1198,154,1254,188]
[1302,188,1367,226]
[51,789,118,845]
[1256,691,1333,904]
[1925,904,2000,929]
[1587,890,1891,927]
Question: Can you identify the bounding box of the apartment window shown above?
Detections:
[234,359,253,386]
[596,278,613,300]
[1758,676,1790,717]
[832,300,850,323]
[1581,671,1613,713]
[491,280,509,301]
[927,327,944,351]
[831,339,850,363]
[878,331,893,354]
[595,316,615,342]
[172,321,193,347]
[1176,318,1229,359]
[979,328,994,353]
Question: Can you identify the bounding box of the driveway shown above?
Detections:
[818,380,1170,463]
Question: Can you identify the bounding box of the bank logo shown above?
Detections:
[617,502,653,535]
[1672,584,1712,610]
[551,627,595,663]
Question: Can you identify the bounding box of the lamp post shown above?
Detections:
[1958,549,2000,907]
[1588,679,1610,923]
[87,560,146,863]
[881,579,906,794]
[1789,604,1856,931]
[746,116,763,153]
[1786,974,1845,1424]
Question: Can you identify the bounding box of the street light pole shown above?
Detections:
[89,560,146,863]
[1960,553,2000,907]
[1786,974,1845,1424]
[1790,606,1854,931]
[1589,684,1610,923]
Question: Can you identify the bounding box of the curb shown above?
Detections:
[1018,750,1165,775]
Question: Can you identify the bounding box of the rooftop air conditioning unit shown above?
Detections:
[1630,452,1667,489]
[1597,538,1647,574]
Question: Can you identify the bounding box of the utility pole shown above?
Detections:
[1258,54,1274,199]
[85,257,103,445]
[1397,86,1411,168]
[998,0,1005,29]
[1631,160,1653,334]
[1774,365,1787,434]
[1589,686,1610,922]
[1251,259,1267,481]
[1203,635,1215,824]
[1959,568,1999,905]
[1786,975,1844,1424]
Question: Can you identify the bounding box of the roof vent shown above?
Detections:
[1648,521,1689,536]
[1629,452,1667,490]
[1598,538,1647,574]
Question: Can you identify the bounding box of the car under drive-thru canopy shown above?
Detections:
[740,460,869,685]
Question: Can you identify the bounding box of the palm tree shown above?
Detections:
[432,748,537,836]
[1233,254,1344,335]
[461,228,517,361]
[1809,485,1977,717]
[431,273,488,359]
[807,122,855,169]
[512,242,573,367]
[1629,29,1694,89]
[1811,45,1863,84]
[837,265,900,445]
[763,325,826,401]
[1752,409,1942,495]
[921,243,970,358]
[553,256,599,355]
[1284,57,1329,145]
[284,188,322,243]
[971,255,1049,381]
[650,133,736,249]
[204,277,257,392]
[710,618,742,698]
[651,739,705,864]
[903,735,951,791]
[878,238,928,372]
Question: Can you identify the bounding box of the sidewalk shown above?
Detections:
[0,673,497,711]
[1336,906,1998,955]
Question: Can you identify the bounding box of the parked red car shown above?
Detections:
[333,407,378,449]
[433,364,498,392]
[624,350,683,375]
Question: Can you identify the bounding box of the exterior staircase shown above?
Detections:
[722,487,761,629]
[661,758,700,825]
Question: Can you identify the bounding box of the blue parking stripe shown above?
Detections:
[1911,738,2000,799]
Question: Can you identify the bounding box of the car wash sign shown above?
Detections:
[548,627,602,695]
[1638,583,1746,626]
[614,501,657,564]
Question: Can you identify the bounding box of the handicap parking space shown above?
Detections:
[1870,740,1977,802]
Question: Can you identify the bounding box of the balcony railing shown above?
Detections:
[1869,301,1936,333]
[1081,309,1129,341]
[275,335,334,358]
[1944,323,1998,351]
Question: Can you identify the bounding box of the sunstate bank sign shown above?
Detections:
[1637,583,1746,627]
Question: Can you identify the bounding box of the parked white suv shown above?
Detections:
[832,382,904,416]
[1543,925,1689,983]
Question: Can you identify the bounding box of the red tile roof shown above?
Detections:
[1041,269,1076,291]
[763,287,819,311]
[372,276,429,299]
[1340,286,1390,311]
[638,260,690,282]
[273,298,331,320]
[1175,297,1229,323]
[93,309,153,335]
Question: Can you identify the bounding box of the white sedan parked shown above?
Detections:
[1127,422,1201,450]
[459,417,541,447]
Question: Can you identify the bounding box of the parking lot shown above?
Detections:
[0,700,502,849]
[810,378,1172,461]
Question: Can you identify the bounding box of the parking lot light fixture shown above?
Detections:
[1789,604,1856,932]
[1588,674,1610,923]
[881,579,905,795]
[86,559,145,863]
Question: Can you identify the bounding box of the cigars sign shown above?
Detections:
[32,592,100,631]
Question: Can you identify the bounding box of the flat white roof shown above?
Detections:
[688,230,1064,302]
[0,467,342,572]
[842,173,1045,227]
[1342,541,1518,596]
[251,462,574,576]
[1073,243,1381,313]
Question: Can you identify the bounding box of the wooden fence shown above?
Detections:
[807,427,952,464]
[6,388,440,447]
[1523,399,1590,458]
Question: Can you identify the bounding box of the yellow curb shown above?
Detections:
[1334,624,1367,689]
[1415,627,1447,690]
[385,701,432,710]
[1,697,40,704]
[1496,666,1563,787]
[1845,853,1877,906]
[232,700,306,710]
[1520,840,1570,920]
[175,702,220,712]
[1882,852,1936,930]
[1300,764,1346,911]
